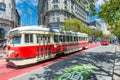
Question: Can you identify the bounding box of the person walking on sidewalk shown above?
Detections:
[2,42,6,50]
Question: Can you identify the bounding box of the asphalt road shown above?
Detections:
[10,44,120,80]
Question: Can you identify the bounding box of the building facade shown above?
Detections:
[38,0,89,28]
[89,19,102,31]
[0,0,20,40]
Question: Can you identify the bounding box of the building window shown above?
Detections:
[53,0,59,3]
[53,5,58,9]
[53,17,55,22]
[57,17,60,22]
[0,2,6,11]
[64,0,67,5]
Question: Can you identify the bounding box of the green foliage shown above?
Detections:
[113,27,120,37]
[64,19,104,39]
[64,19,83,32]
[98,0,120,25]
[102,34,112,39]
[53,64,96,80]
[76,0,120,37]
[90,0,120,37]
[77,0,81,3]
[113,19,120,37]
[77,0,120,37]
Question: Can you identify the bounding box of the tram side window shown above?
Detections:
[81,37,84,41]
[37,35,42,43]
[63,36,66,42]
[77,37,79,41]
[59,35,63,42]
[70,36,72,42]
[83,37,85,41]
[25,34,33,43]
[48,36,50,43]
[67,36,69,42]
[74,37,77,41]
[86,37,88,41]
[79,37,82,41]
[54,35,59,42]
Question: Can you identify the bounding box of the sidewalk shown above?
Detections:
[113,45,120,80]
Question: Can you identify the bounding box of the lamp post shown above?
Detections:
[19,12,24,27]
[40,13,43,25]
[29,11,32,26]
[45,16,48,27]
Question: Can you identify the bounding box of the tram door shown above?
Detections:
[37,34,50,61]
[43,35,50,59]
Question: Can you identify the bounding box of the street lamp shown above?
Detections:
[29,11,32,26]
[19,12,24,27]
[45,16,48,27]
[40,13,43,25]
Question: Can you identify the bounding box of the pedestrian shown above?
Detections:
[2,42,6,50]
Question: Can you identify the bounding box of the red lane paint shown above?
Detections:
[0,59,7,67]
[0,43,100,80]
[0,59,5,63]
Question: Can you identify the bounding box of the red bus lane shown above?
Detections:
[0,43,100,80]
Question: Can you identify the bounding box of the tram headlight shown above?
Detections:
[7,45,11,50]
[7,50,14,56]
[15,52,19,57]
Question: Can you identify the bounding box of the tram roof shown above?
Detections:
[8,25,88,36]
[9,26,49,32]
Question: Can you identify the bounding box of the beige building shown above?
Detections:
[0,0,20,40]
[38,0,89,27]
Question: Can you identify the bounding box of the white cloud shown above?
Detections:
[95,0,105,7]
[32,0,38,6]
[16,0,38,6]
[15,0,23,4]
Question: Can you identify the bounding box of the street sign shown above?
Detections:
[53,24,59,29]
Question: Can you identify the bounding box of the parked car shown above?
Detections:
[101,40,109,45]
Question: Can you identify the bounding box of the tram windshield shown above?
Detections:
[7,30,22,44]
[8,36,21,44]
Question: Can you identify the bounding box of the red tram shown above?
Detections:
[6,26,89,67]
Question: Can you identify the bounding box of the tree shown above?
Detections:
[99,0,120,25]
[95,0,120,37]
[113,19,120,37]
[64,19,103,39]
[64,19,83,32]
[79,0,120,37]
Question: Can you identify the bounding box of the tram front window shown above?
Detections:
[9,36,21,44]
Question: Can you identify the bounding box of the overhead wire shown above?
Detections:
[21,0,38,15]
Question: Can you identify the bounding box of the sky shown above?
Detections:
[89,0,105,22]
[16,0,38,26]
[16,0,105,26]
